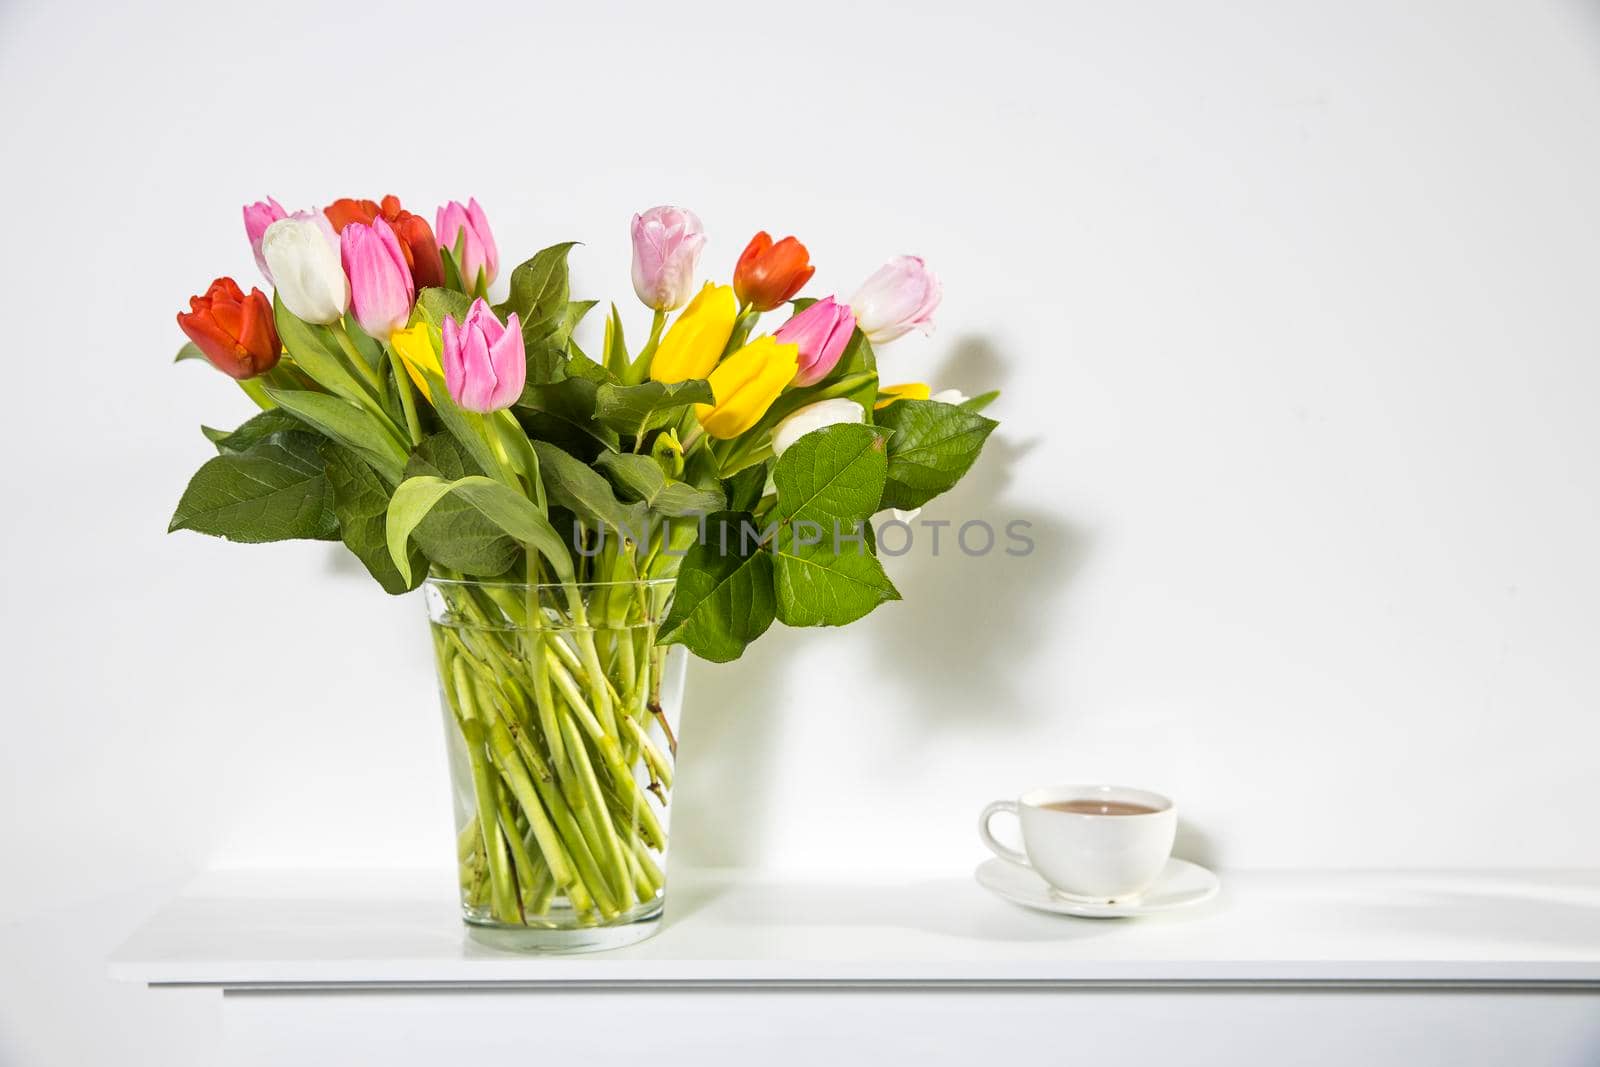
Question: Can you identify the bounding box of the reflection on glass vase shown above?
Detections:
[425,577,685,953]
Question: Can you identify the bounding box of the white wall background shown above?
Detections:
[2,0,1599,1061]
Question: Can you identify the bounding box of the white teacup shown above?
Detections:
[979,785,1177,902]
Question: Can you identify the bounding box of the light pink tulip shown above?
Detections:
[341,218,415,338]
[435,199,499,290]
[630,205,706,311]
[243,197,287,282]
[775,296,855,386]
[442,298,525,413]
[850,255,942,345]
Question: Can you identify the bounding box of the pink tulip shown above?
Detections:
[849,255,942,345]
[442,298,525,413]
[435,198,499,290]
[243,197,287,283]
[341,218,415,338]
[776,296,855,386]
[630,205,706,311]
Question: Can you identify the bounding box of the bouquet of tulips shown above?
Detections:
[170,195,1000,940]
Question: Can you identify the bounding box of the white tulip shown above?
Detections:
[770,398,867,458]
[262,213,349,324]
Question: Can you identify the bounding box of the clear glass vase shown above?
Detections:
[424,577,685,953]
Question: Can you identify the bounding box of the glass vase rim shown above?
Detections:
[424,576,676,592]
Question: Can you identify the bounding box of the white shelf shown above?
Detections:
[109,868,1600,990]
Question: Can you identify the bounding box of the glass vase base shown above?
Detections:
[463,898,664,954]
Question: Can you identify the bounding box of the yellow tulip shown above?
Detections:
[874,382,929,410]
[390,323,442,400]
[650,282,738,383]
[696,336,800,439]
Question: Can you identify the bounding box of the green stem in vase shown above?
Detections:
[454,661,519,924]
[556,710,635,909]
[494,785,543,916]
[428,574,676,931]
[481,707,598,917]
[543,649,667,849]
[485,687,620,922]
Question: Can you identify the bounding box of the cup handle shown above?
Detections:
[978,800,1030,868]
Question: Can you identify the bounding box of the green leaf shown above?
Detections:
[837,326,877,378]
[272,294,371,404]
[203,410,304,454]
[323,441,423,594]
[565,349,613,384]
[960,390,1000,414]
[833,330,880,411]
[515,376,617,458]
[169,431,338,543]
[405,434,520,576]
[593,378,714,435]
[174,341,207,364]
[658,512,777,662]
[768,422,897,627]
[264,387,409,485]
[874,399,998,511]
[773,422,888,527]
[386,475,573,586]
[530,442,647,533]
[773,525,900,627]
[561,300,598,348]
[722,463,769,513]
[439,247,466,293]
[414,287,472,330]
[496,242,577,347]
[602,303,630,377]
[341,317,384,371]
[524,342,569,387]
[595,452,725,516]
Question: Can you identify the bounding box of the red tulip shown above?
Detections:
[177,278,281,380]
[386,206,445,290]
[323,197,382,234]
[733,231,814,312]
[325,195,444,290]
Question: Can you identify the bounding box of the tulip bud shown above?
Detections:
[770,398,866,458]
[630,205,706,311]
[242,197,286,283]
[342,218,416,339]
[442,298,525,413]
[261,213,349,325]
[733,231,814,312]
[649,283,738,383]
[874,382,929,410]
[695,336,800,440]
[177,277,281,380]
[436,198,499,291]
[850,255,941,345]
[774,296,853,387]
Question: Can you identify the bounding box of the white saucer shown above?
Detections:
[976,857,1221,918]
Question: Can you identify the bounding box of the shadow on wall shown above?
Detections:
[870,337,1085,748]
[673,334,1091,870]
